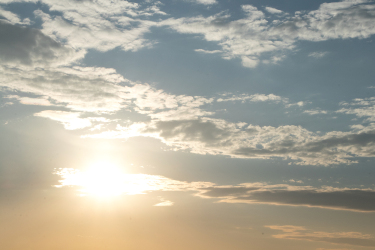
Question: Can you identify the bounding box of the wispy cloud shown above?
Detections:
[338,97,375,122]
[154,197,174,206]
[267,225,375,247]
[217,93,304,108]
[198,183,375,212]
[194,0,217,5]
[194,49,222,54]
[304,109,328,115]
[217,93,289,104]
[309,51,329,58]
[264,7,284,14]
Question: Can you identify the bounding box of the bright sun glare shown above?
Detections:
[80,162,125,197]
[55,161,164,198]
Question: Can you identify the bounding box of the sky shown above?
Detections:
[1,0,375,249]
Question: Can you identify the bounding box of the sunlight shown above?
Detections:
[80,162,125,197]
[54,162,178,198]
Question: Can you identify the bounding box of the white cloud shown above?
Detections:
[154,197,174,206]
[264,7,284,14]
[217,93,288,103]
[309,51,328,58]
[217,93,305,108]
[0,66,127,112]
[34,9,155,53]
[194,49,222,54]
[0,61,214,119]
[194,0,217,5]
[285,101,305,108]
[337,97,375,122]
[304,109,328,115]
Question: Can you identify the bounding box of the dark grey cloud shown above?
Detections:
[0,20,77,66]
[200,186,375,212]
[144,120,232,145]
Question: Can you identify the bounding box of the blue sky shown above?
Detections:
[1,0,375,249]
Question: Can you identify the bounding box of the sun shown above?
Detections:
[80,162,125,197]
[55,161,160,198]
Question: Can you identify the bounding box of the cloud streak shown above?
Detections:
[198,183,375,212]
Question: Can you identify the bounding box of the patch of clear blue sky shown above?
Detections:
[149,0,330,18]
